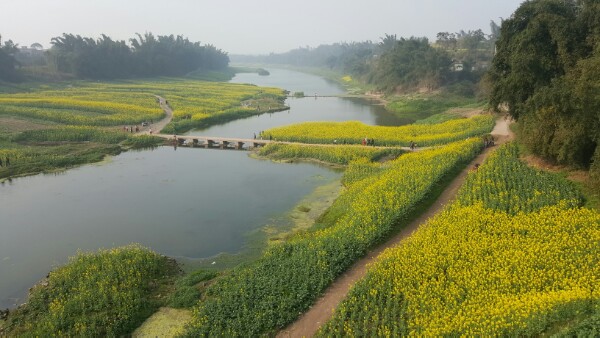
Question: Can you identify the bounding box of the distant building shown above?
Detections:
[451,61,464,72]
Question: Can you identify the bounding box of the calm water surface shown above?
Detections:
[185,68,409,138]
[0,148,338,307]
[0,68,400,308]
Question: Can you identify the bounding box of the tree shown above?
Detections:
[371,37,451,92]
[0,34,21,82]
[47,32,229,79]
[30,42,43,50]
[436,32,457,50]
[489,20,501,41]
[489,0,599,172]
[488,0,581,120]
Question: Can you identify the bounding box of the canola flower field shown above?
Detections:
[263,114,494,147]
[319,143,600,336]
[0,78,285,129]
[0,87,163,126]
[3,244,174,337]
[183,138,484,336]
[257,143,405,165]
[456,143,583,214]
[0,78,285,179]
[148,80,286,134]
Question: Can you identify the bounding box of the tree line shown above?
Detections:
[232,26,499,93]
[488,0,599,182]
[0,33,229,81]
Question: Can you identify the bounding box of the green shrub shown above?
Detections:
[168,270,218,309]
[4,244,175,337]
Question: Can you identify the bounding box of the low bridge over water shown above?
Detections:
[155,134,272,150]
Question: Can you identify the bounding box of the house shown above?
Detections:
[451,61,464,72]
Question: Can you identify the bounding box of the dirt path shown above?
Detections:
[138,96,173,135]
[277,116,513,338]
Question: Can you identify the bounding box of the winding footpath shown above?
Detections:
[136,96,173,135]
[277,117,514,338]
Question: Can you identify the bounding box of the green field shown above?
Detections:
[0,78,286,180]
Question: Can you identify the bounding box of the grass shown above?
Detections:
[0,143,122,181]
[168,270,218,308]
[386,93,483,121]
[414,112,464,125]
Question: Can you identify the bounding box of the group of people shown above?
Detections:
[123,125,139,133]
[254,131,272,141]
[409,141,417,150]
[483,135,495,148]
[362,137,375,146]
[0,156,11,167]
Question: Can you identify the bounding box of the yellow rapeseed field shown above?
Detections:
[320,143,599,336]
[264,114,494,146]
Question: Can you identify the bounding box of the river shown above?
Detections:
[0,68,402,309]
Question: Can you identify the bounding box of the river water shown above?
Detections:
[0,68,402,309]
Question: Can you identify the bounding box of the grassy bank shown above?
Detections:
[1,245,179,337]
[0,128,163,181]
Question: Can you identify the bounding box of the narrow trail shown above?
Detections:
[277,117,514,338]
[137,95,173,135]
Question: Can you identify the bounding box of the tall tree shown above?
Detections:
[0,35,21,82]
[489,0,581,119]
[489,0,599,172]
[47,32,228,79]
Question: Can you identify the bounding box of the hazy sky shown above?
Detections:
[1,0,523,55]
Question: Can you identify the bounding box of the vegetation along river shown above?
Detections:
[0,68,404,309]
